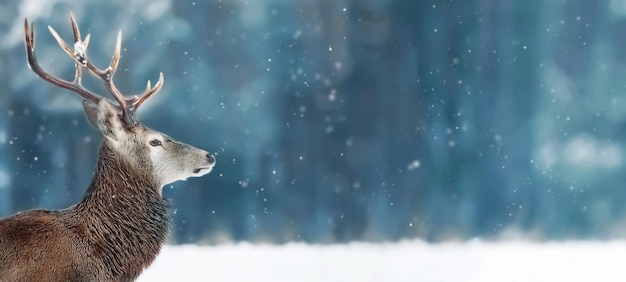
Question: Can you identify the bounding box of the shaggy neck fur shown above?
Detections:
[70,142,170,280]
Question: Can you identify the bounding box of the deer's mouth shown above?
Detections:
[193,167,213,175]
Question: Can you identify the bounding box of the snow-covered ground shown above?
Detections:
[138,240,626,282]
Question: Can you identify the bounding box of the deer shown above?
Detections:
[0,11,216,281]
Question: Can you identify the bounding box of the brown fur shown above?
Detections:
[0,142,170,281]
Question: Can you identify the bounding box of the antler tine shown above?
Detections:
[68,10,82,44]
[47,26,74,58]
[24,18,102,104]
[110,30,121,73]
[105,30,128,108]
[131,72,164,110]
[81,29,129,114]
[48,25,87,87]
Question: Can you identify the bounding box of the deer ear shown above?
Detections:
[83,99,124,141]
[83,100,99,128]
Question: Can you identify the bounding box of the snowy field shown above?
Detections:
[138,240,626,282]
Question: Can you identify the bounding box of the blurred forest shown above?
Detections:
[2,0,626,244]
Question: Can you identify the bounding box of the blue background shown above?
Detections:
[1,0,625,243]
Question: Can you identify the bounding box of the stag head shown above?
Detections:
[24,11,215,189]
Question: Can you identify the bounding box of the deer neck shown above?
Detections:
[72,142,170,278]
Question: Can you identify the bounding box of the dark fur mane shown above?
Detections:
[69,142,171,279]
[0,142,171,281]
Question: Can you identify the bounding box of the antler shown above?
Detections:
[24,11,164,127]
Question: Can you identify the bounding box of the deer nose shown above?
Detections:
[207,154,216,165]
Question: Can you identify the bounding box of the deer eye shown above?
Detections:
[149,139,162,147]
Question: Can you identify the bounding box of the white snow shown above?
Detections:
[138,240,626,282]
